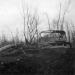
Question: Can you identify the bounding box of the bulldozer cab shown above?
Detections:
[39,30,67,43]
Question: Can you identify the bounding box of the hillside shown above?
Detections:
[0,44,74,75]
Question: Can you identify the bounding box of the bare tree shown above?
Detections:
[60,0,71,30]
[14,28,20,45]
[44,13,51,30]
[65,20,74,43]
[5,26,15,45]
[65,22,70,42]
[26,10,40,44]
[57,2,62,30]
[70,21,75,42]
[21,0,27,44]
[20,0,40,46]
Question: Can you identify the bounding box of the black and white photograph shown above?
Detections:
[0,0,74,75]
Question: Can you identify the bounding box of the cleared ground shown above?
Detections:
[0,45,74,75]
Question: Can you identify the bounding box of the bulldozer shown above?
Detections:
[38,30,72,48]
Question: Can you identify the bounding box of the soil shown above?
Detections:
[0,46,74,75]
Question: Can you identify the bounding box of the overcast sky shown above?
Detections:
[0,0,74,39]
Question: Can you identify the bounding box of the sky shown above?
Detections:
[0,0,74,39]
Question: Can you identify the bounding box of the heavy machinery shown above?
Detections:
[38,30,72,48]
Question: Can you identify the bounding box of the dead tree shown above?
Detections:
[45,13,51,30]
[57,2,62,30]
[70,21,75,42]
[21,1,40,46]
[66,22,70,42]
[60,0,71,30]
[26,11,40,44]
